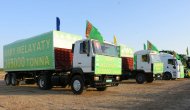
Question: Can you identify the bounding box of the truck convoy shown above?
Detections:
[3,30,121,94]
[159,53,184,80]
[118,44,164,84]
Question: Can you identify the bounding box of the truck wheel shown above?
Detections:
[11,73,19,86]
[5,74,11,85]
[96,87,107,91]
[146,76,154,83]
[38,75,52,90]
[71,75,85,95]
[136,73,145,84]
[163,72,172,80]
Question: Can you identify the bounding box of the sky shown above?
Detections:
[0,0,190,68]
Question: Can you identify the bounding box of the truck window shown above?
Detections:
[80,41,89,54]
[168,59,175,65]
[142,54,148,62]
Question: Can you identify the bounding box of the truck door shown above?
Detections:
[168,59,178,78]
[74,40,92,72]
[137,54,151,72]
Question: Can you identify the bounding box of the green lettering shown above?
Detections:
[46,39,51,49]
[37,42,41,51]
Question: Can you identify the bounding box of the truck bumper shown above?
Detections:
[93,75,120,87]
[154,73,162,80]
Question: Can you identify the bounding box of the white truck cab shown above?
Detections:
[71,39,121,94]
[134,50,164,83]
[159,53,184,80]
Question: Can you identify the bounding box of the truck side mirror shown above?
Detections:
[147,55,150,63]
[86,41,90,56]
[173,65,176,69]
[72,44,75,53]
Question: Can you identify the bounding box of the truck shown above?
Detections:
[3,30,121,94]
[160,50,185,78]
[133,50,164,83]
[118,44,164,84]
[159,53,184,80]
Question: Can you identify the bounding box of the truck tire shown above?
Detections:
[71,75,85,95]
[38,75,52,90]
[11,73,19,86]
[163,72,172,80]
[136,73,145,84]
[146,74,154,83]
[96,87,107,91]
[5,74,11,85]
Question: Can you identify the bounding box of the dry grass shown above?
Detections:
[0,79,190,109]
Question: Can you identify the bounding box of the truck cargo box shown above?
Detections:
[122,57,134,71]
[118,44,134,72]
[3,31,82,72]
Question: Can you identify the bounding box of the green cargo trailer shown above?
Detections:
[4,31,82,71]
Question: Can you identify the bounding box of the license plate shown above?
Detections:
[106,79,112,83]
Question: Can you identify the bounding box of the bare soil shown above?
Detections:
[0,74,190,110]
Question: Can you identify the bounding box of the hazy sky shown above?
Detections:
[0,0,190,68]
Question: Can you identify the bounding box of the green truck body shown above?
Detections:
[94,55,121,75]
[153,62,164,74]
[118,44,134,58]
[3,31,82,72]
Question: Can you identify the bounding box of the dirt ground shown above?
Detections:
[0,73,190,110]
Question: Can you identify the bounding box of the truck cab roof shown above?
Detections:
[134,50,158,55]
[159,53,176,59]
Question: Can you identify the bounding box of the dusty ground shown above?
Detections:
[0,73,190,110]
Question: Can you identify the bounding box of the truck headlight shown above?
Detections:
[94,76,99,81]
[116,76,120,81]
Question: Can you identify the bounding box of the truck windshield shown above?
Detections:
[150,54,161,63]
[92,40,118,57]
[171,59,177,66]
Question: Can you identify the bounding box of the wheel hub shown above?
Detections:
[11,77,15,84]
[39,79,45,87]
[138,76,143,81]
[73,80,81,91]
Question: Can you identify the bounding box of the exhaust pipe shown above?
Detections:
[56,17,60,31]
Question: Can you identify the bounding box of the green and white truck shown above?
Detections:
[159,53,184,80]
[118,44,164,84]
[133,50,164,83]
[3,30,121,94]
[160,50,185,78]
